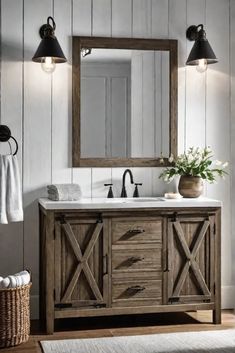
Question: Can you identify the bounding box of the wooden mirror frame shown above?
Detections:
[72,36,178,167]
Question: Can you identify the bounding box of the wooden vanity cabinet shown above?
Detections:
[39,206,221,334]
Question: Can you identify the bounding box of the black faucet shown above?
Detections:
[120,169,134,197]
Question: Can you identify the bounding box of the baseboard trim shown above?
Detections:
[30,286,235,319]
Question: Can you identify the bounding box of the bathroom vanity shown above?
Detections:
[39,197,221,333]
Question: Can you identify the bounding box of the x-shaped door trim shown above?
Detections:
[61,221,103,303]
[171,219,210,298]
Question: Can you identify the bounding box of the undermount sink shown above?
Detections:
[104,197,165,203]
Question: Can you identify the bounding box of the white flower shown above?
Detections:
[169,154,174,163]
[167,177,174,184]
[188,154,194,163]
[205,146,212,153]
[222,161,228,168]
[215,160,222,166]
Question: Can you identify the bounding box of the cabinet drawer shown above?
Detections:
[112,244,162,273]
[112,278,162,307]
[112,219,162,244]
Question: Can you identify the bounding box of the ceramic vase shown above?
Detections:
[178,175,203,198]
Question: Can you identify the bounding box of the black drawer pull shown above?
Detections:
[129,256,144,263]
[103,254,108,275]
[128,229,145,235]
[127,285,145,293]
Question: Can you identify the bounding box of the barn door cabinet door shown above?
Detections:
[166,214,216,304]
[54,215,108,309]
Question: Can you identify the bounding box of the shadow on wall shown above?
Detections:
[1,42,24,61]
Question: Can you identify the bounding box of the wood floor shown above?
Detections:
[2,310,235,353]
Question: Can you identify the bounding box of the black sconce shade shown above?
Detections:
[32,16,67,64]
[186,24,218,66]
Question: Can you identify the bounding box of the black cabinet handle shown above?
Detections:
[127,285,145,293]
[128,229,145,235]
[128,256,144,263]
[103,254,108,275]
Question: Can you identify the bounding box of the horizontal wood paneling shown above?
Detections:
[0,0,233,317]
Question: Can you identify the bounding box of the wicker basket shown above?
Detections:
[0,283,31,348]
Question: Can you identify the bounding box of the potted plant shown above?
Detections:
[159,146,228,198]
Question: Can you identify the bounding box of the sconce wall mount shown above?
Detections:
[186,24,218,70]
[32,16,67,73]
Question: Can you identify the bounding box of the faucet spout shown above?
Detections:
[121,169,134,197]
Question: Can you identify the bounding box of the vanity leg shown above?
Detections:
[213,307,221,324]
[46,313,54,334]
[46,212,55,334]
[40,209,55,334]
[213,210,221,325]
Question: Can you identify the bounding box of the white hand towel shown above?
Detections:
[14,270,30,285]
[0,277,10,288]
[6,155,23,222]
[0,155,23,224]
[0,155,8,223]
[0,270,30,288]
[47,183,82,201]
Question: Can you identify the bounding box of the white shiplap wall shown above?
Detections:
[0,0,234,317]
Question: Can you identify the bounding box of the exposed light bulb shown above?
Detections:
[196,58,207,73]
[41,57,56,73]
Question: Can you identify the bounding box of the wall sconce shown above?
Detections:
[186,24,218,72]
[32,16,67,74]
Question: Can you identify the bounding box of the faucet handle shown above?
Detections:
[104,183,114,198]
[133,183,142,198]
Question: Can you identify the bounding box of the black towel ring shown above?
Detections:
[0,125,18,155]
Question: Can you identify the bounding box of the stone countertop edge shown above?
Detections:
[38,197,222,210]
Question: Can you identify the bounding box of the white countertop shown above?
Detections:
[39,197,222,210]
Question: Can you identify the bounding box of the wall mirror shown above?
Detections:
[72,37,178,167]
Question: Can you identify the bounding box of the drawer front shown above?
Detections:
[112,245,162,273]
[112,278,162,307]
[112,219,162,244]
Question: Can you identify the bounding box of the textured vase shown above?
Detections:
[178,175,203,198]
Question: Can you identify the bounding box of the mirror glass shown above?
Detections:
[80,48,169,159]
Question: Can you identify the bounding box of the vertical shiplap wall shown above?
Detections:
[0,0,233,316]
[0,0,24,276]
[230,0,235,299]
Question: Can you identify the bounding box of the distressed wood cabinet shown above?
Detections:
[39,203,221,334]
